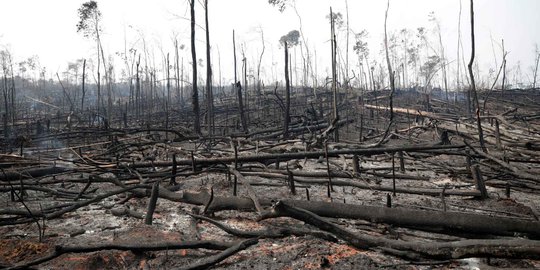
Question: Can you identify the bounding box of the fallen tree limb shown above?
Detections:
[110,207,145,219]
[7,240,238,270]
[466,142,540,183]
[0,166,69,182]
[178,238,259,270]
[189,213,338,242]
[229,168,263,213]
[364,104,458,121]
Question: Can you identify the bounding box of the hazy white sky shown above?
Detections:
[1,0,539,85]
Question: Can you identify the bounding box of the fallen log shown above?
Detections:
[128,144,465,169]
[265,201,540,260]
[254,119,353,140]
[0,166,68,182]
[178,238,259,270]
[467,143,540,183]
[189,213,338,242]
[237,171,480,197]
[364,104,458,121]
[7,240,239,270]
[142,189,540,238]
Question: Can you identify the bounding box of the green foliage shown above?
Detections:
[76,1,102,39]
[279,30,300,48]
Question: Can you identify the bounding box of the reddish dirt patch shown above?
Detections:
[0,239,51,264]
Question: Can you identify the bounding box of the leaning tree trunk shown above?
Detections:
[467,0,487,152]
[190,0,201,135]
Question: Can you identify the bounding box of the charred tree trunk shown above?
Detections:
[81,59,86,112]
[190,0,201,135]
[233,30,248,134]
[205,0,214,135]
[384,0,395,124]
[330,7,339,142]
[467,0,487,152]
[534,50,540,89]
[174,39,181,106]
[136,55,141,120]
[283,42,291,139]
[96,38,101,118]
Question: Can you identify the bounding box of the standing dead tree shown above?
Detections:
[279,30,299,139]
[189,0,201,135]
[384,0,395,124]
[283,41,291,139]
[467,0,487,152]
[233,30,248,134]
[429,12,449,103]
[256,28,266,99]
[533,44,539,89]
[81,59,86,111]
[329,8,339,142]
[204,0,214,135]
[76,1,110,123]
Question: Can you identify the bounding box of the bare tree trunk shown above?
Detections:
[257,29,265,101]
[96,40,101,118]
[81,59,86,112]
[174,39,181,105]
[205,0,214,135]
[468,0,487,152]
[190,0,201,135]
[533,48,539,89]
[95,25,110,123]
[384,0,395,124]
[9,60,16,124]
[181,57,184,106]
[233,30,237,90]
[330,7,339,142]
[166,53,171,127]
[456,0,462,104]
[345,0,350,89]
[233,30,248,133]
[243,52,248,127]
[283,42,291,139]
[436,24,449,103]
[136,55,141,120]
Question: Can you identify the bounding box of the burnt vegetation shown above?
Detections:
[1,0,540,269]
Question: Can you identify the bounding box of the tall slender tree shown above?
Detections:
[189,0,201,135]
[468,0,487,152]
[330,7,339,141]
[533,44,539,89]
[384,0,395,124]
[204,0,214,135]
[280,30,299,139]
[233,30,248,133]
[81,59,86,111]
[77,1,110,122]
